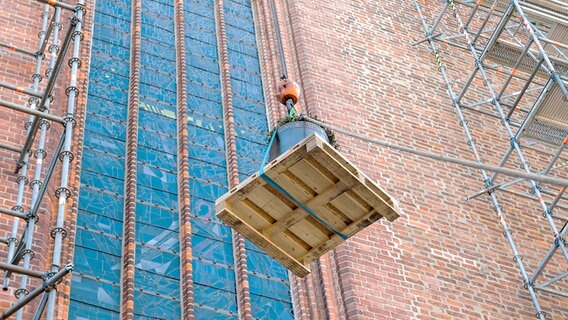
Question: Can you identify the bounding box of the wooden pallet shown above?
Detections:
[216,134,400,277]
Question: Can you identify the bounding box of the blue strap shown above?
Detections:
[260,130,348,240]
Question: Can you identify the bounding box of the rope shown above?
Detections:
[303,117,568,187]
[260,130,348,239]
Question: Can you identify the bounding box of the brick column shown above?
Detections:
[214,0,253,319]
[121,0,142,318]
[173,0,195,319]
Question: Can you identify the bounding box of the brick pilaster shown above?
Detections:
[173,0,194,319]
[120,0,142,318]
[214,0,253,319]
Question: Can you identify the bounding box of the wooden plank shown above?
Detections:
[217,207,311,277]
[309,147,399,221]
[263,180,350,236]
[300,209,384,265]
[288,155,337,193]
[245,185,294,220]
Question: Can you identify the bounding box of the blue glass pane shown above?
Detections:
[138,130,177,155]
[229,51,260,75]
[76,228,121,256]
[232,95,265,114]
[90,65,129,90]
[187,95,222,116]
[78,187,123,220]
[187,51,220,74]
[74,247,120,282]
[141,39,175,61]
[247,250,289,281]
[93,23,130,48]
[188,110,224,133]
[249,275,291,301]
[194,284,237,313]
[140,97,177,119]
[185,1,214,19]
[139,110,177,135]
[140,68,177,92]
[193,260,236,292]
[232,78,264,102]
[190,197,217,221]
[81,171,124,195]
[95,0,130,20]
[136,203,177,230]
[190,179,227,201]
[143,0,174,17]
[137,163,177,194]
[191,218,232,243]
[77,210,123,236]
[83,132,125,157]
[186,24,217,45]
[135,269,180,298]
[91,39,130,60]
[137,185,178,209]
[84,113,127,141]
[138,146,177,171]
[71,275,121,312]
[189,160,226,183]
[186,37,217,60]
[136,222,180,252]
[82,148,124,179]
[140,53,176,76]
[142,9,174,32]
[233,109,268,143]
[69,301,120,320]
[89,81,129,105]
[193,235,234,264]
[87,95,127,120]
[188,125,225,151]
[250,294,294,320]
[94,12,131,32]
[135,246,180,277]
[134,292,181,319]
[195,307,237,320]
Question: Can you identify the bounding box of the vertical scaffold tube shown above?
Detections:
[45,1,83,318]
[2,4,50,292]
[15,6,62,320]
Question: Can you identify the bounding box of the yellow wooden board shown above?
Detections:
[215,133,400,277]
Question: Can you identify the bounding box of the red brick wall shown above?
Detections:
[257,0,568,319]
[0,2,77,318]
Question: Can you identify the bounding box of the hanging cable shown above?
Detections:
[267,0,301,117]
[268,0,288,79]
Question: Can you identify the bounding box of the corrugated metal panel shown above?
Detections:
[525,81,568,145]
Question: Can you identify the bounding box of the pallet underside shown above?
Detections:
[216,134,400,277]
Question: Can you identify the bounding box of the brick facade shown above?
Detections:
[0,0,567,319]
[256,0,568,319]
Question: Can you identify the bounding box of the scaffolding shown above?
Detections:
[0,0,84,319]
[413,0,567,318]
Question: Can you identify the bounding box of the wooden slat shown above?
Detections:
[217,207,310,277]
[300,209,384,265]
[263,180,350,236]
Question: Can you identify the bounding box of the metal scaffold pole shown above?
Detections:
[0,0,83,318]
[411,0,568,318]
[45,0,84,318]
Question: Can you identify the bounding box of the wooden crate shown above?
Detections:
[216,134,400,277]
